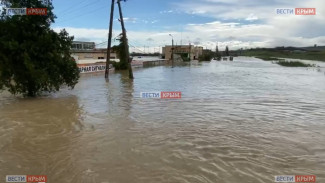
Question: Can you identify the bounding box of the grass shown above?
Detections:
[276,61,315,67]
[249,53,317,67]
[244,50,325,62]
[255,56,284,61]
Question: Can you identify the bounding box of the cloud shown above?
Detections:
[245,13,258,21]
[172,0,325,48]
[117,17,137,23]
[146,38,154,42]
[52,0,325,52]
[159,10,174,14]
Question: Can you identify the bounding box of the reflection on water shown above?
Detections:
[1,57,325,183]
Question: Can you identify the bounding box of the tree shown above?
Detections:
[215,45,221,60]
[0,0,79,96]
[225,46,230,56]
[111,33,128,70]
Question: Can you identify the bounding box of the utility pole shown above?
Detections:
[189,43,191,61]
[117,0,134,79]
[105,0,115,79]
[169,34,174,68]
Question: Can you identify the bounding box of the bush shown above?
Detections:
[199,54,213,62]
[111,60,128,70]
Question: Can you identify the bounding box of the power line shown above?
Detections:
[55,4,108,24]
[59,0,104,17]
[54,0,90,15]
[55,0,108,23]
[94,34,120,47]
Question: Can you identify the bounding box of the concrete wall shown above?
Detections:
[72,51,117,60]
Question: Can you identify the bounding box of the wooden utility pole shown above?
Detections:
[117,0,134,79]
[169,34,174,68]
[105,0,115,79]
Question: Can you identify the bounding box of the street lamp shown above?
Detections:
[169,34,174,67]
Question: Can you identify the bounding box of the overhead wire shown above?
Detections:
[59,0,104,17]
[54,0,90,15]
[55,4,108,24]
[55,0,108,23]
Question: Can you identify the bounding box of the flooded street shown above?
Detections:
[1,57,325,183]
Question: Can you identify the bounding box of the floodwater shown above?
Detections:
[1,57,325,183]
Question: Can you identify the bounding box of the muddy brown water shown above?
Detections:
[1,57,325,183]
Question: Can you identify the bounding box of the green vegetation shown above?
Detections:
[242,48,323,67]
[250,52,317,67]
[111,33,129,70]
[198,54,213,62]
[244,49,325,62]
[255,56,284,61]
[179,53,190,62]
[0,0,79,97]
[276,61,315,67]
[110,33,135,70]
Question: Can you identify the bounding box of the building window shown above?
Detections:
[84,43,94,50]
[71,42,95,50]
[72,43,82,50]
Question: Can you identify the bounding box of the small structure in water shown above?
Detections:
[221,56,234,61]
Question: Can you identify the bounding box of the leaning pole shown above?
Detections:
[105,0,115,79]
[117,0,134,79]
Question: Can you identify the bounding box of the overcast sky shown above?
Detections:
[52,0,325,52]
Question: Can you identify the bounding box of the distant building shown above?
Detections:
[72,41,95,50]
[162,45,203,60]
[71,41,117,61]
